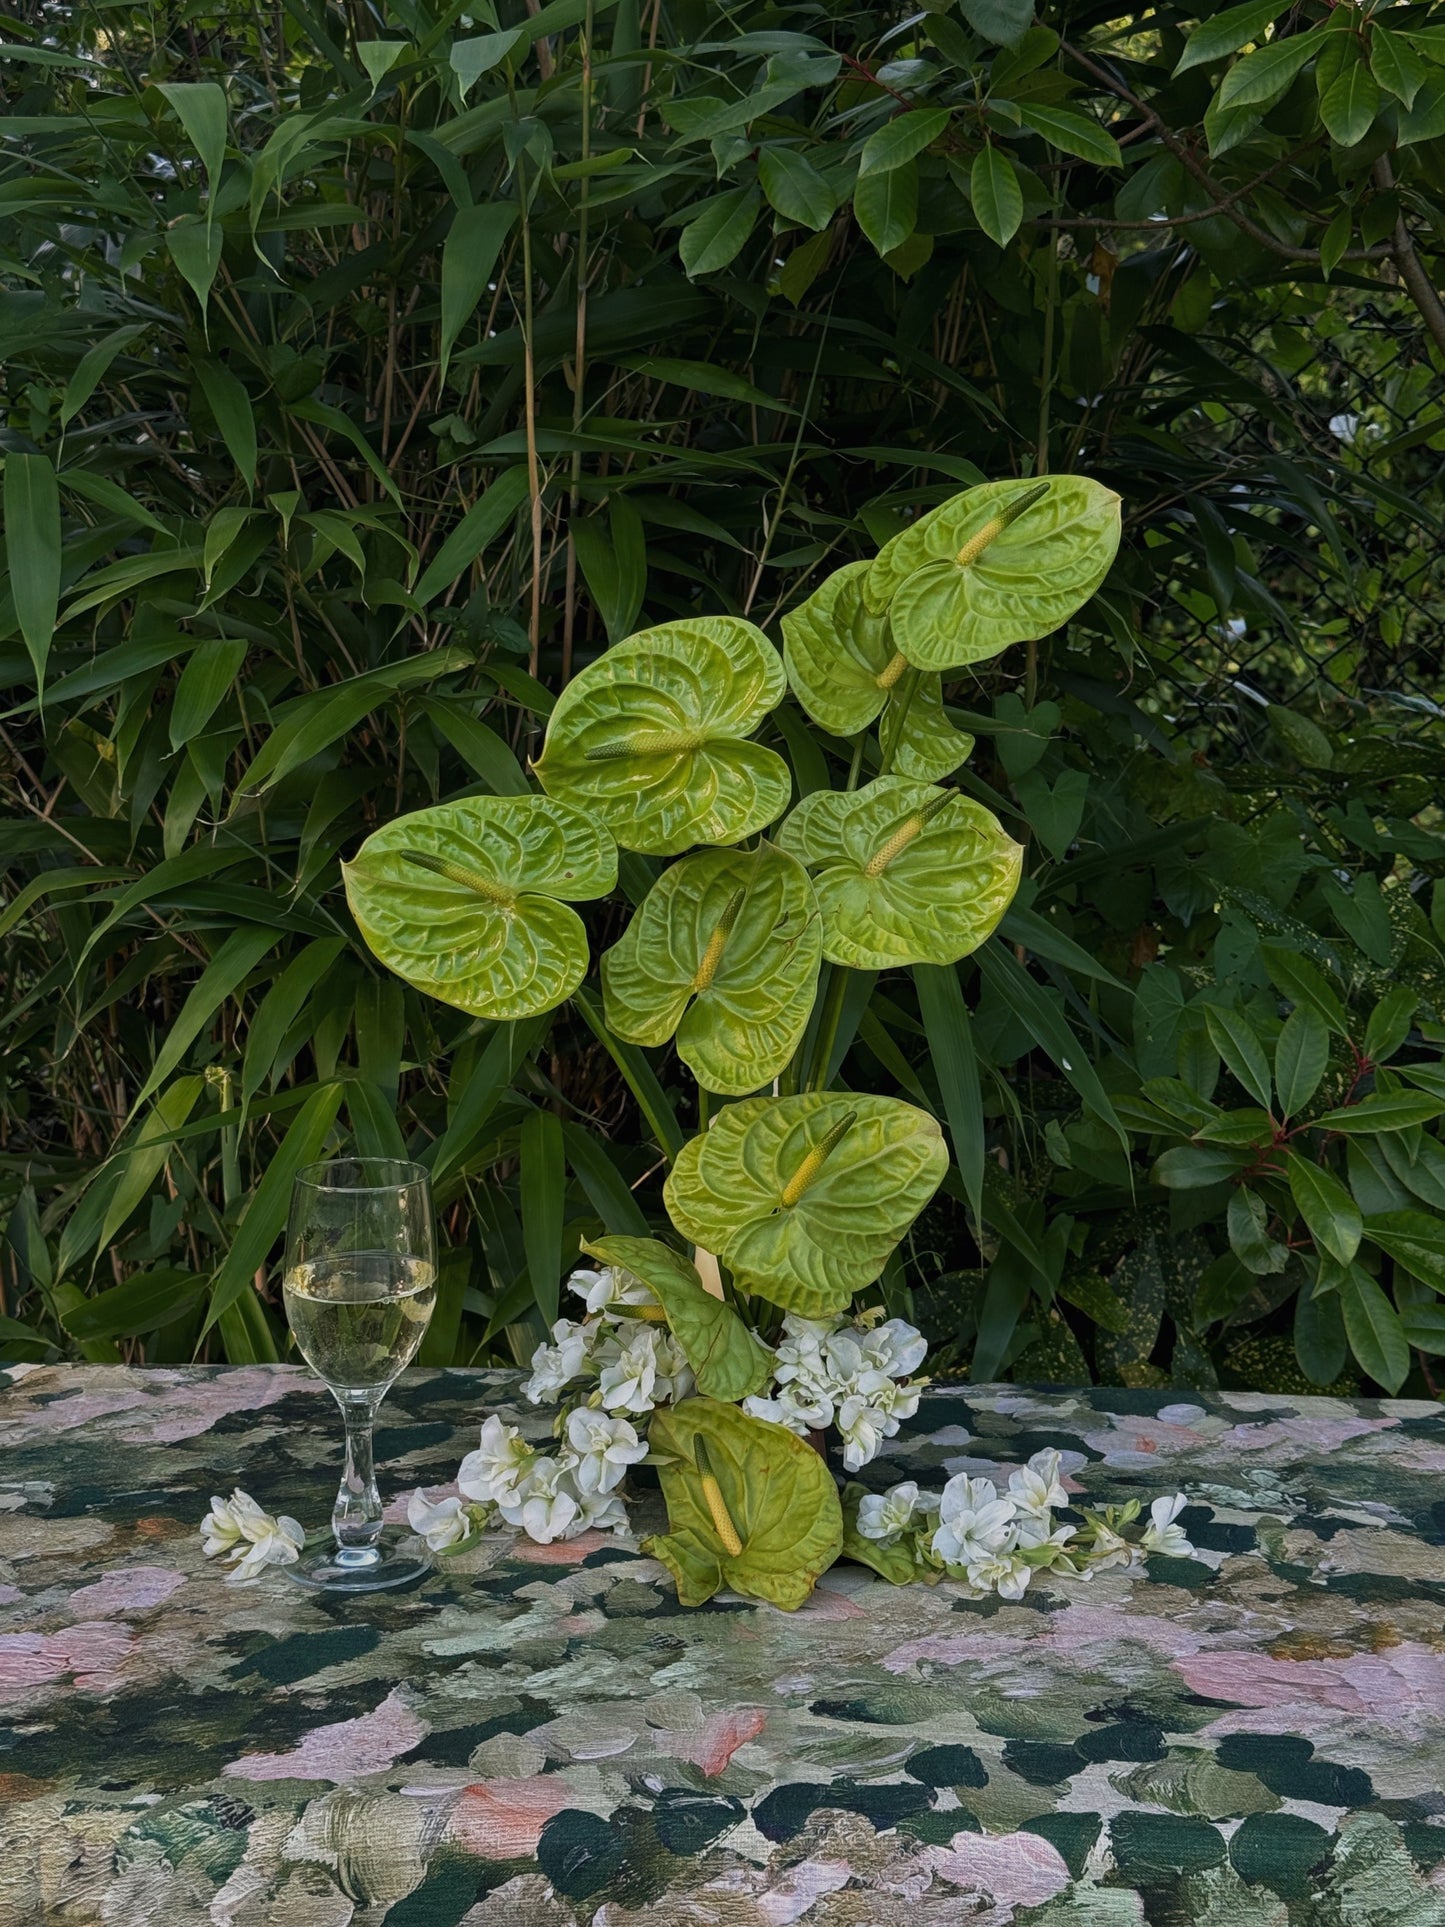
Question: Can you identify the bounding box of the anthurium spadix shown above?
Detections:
[644,1397,843,1610]
[777,776,1022,970]
[864,475,1121,672]
[782,560,974,782]
[600,841,821,1095]
[531,615,791,854]
[343,794,616,1020]
[663,1092,948,1315]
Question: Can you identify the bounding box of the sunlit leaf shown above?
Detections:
[581,1236,774,1399]
[344,795,617,1021]
[664,1092,948,1314]
[776,776,1022,969]
[601,841,821,1095]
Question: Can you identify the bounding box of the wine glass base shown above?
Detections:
[286,1529,432,1594]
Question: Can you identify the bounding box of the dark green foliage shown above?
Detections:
[2,0,1444,1392]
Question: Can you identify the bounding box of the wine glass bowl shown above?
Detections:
[283,1157,436,1592]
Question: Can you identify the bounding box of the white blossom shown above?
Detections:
[1008,1447,1069,1518]
[568,1264,659,1317]
[965,1548,1034,1601]
[524,1317,594,1403]
[596,1323,693,1414]
[859,1318,927,1379]
[406,1488,484,1551]
[500,1455,581,1544]
[1087,1522,1139,1570]
[200,1489,304,1583]
[932,1474,1016,1569]
[564,1408,648,1495]
[1141,1493,1194,1558]
[742,1392,815,1434]
[458,1414,535,1506]
[572,1487,631,1535]
[855,1481,935,1544]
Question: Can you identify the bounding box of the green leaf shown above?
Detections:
[431,1014,551,1185]
[561,1121,650,1236]
[1153,1143,1250,1188]
[3,453,61,689]
[1175,0,1285,75]
[573,988,686,1163]
[1339,1265,1409,1392]
[533,616,790,856]
[241,937,347,1110]
[1228,1186,1289,1275]
[1204,1005,1273,1111]
[1261,944,1348,1036]
[602,842,821,1096]
[1274,1003,1329,1118]
[782,560,973,780]
[1217,30,1325,109]
[97,1075,208,1253]
[1315,1092,1445,1134]
[415,467,529,602]
[1320,203,1352,279]
[204,1081,346,1335]
[644,1397,843,1609]
[155,81,228,199]
[451,28,524,96]
[571,493,646,644]
[915,961,986,1228]
[1319,60,1381,145]
[345,796,617,1021]
[1370,25,1427,107]
[1287,1152,1362,1266]
[521,1108,566,1322]
[133,925,279,1107]
[959,0,1033,46]
[61,1266,208,1341]
[975,940,1127,1145]
[417,696,529,795]
[777,776,1021,970]
[170,637,248,749]
[758,146,836,229]
[970,146,1024,248]
[853,160,918,256]
[865,475,1120,672]
[166,216,224,311]
[1399,1300,1445,1355]
[1364,1210,1445,1292]
[1364,989,1417,1065]
[663,1092,948,1315]
[1295,1278,1347,1385]
[582,1236,774,1400]
[59,324,149,426]
[358,39,408,88]
[679,188,760,277]
[1018,104,1122,166]
[439,201,515,386]
[1399,71,1445,144]
[858,108,951,175]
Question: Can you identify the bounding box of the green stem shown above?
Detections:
[698,1085,710,1134]
[806,963,850,1093]
[878,668,920,778]
[845,732,866,792]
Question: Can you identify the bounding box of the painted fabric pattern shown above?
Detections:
[1,1364,1444,1924]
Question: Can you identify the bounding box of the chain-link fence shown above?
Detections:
[1147,293,1445,759]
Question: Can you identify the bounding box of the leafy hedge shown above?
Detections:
[2,0,1444,1393]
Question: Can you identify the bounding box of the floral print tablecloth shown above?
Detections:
[2,1364,1445,1925]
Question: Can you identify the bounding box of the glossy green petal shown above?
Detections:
[644,1397,843,1610]
[600,842,821,1096]
[663,1092,948,1315]
[783,561,973,780]
[776,775,1022,970]
[863,476,1121,671]
[532,616,790,854]
[342,795,616,1021]
[580,1236,774,1401]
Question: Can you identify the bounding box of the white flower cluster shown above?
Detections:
[200,1488,305,1583]
[743,1310,927,1472]
[415,1409,648,1549]
[855,1450,1195,1599]
[524,1265,695,1414]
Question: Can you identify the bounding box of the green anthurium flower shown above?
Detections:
[644,1397,843,1610]
[782,560,974,781]
[531,616,791,855]
[342,794,616,1021]
[600,841,821,1096]
[663,1092,948,1315]
[863,475,1121,672]
[580,1235,774,1401]
[776,775,1022,970]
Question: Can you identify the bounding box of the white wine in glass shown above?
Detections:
[283,1158,436,1592]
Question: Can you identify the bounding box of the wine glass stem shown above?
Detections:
[333,1392,384,1557]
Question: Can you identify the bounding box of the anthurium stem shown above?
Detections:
[805,964,850,1092]
[877,668,920,777]
[694,1435,743,1556]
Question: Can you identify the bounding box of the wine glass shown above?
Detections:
[282,1157,437,1592]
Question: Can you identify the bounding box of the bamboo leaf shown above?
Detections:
[4,453,61,690]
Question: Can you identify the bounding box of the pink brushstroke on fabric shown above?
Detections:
[879,1628,1036,1674]
[656,1707,766,1776]
[121,1368,322,1445]
[1177,1641,1445,1719]
[67,1566,186,1617]
[223,1687,426,1782]
[512,1529,616,1565]
[792,1586,867,1621]
[1039,1601,1203,1659]
[1218,1415,1395,1456]
[0,1621,135,1698]
[446,1775,575,1857]
[926,1830,1072,1915]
